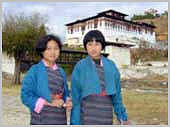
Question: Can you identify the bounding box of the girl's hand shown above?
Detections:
[45,99,64,108]
[51,99,64,108]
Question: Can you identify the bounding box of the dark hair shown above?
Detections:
[83,30,106,50]
[35,34,62,57]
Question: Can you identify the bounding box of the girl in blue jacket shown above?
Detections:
[70,30,130,125]
[21,35,72,125]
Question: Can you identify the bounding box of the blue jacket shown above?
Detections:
[70,56,128,125]
[21,61,69,112]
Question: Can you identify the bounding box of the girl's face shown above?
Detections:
[86,38,102,60]
[42,40,60,64]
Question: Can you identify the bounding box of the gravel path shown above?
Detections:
[2,95,30,125]
[2,94,138,125]
[2,94,72,125]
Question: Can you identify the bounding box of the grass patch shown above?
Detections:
[121,64,129,69]
[2,80,21,96]
[122,90,168,125]
[142,74,168,81]
[2,78,168,125]
[122,74,168,91]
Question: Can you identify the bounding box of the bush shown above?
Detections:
[60,64,74,77]
[130,48,168,65]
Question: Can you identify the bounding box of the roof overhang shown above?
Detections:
[106,41,135,48]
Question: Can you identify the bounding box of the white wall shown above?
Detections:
[2,52,15,75]
[65,19,155,67]
[105,46,131,68]
[65,19,156,45]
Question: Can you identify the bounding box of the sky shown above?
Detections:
[2,2,168,42]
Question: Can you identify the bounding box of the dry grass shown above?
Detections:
[121,74,168,124]
[2,76,168,125]
[2,79,21,96]
[142,74,168,81]
[122,90,168,125]
[122,74,168,91]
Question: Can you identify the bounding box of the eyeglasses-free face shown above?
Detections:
[86,38,102,60]
[42,40,60,66]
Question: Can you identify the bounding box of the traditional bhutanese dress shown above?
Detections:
[30,66,67,125]
[80,59,113,125]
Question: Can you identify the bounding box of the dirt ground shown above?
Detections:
[2,94,30,125]
[1,73,168,125]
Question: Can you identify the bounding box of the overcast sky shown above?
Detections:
[2,2,168,42]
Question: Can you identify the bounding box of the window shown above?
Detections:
[105,22,107,27]
[81,26,85,35]
[94,23,97,28]
[100,21,102,26]
[71,29,73,34]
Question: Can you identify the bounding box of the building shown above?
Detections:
[65,9,156,67]
[65,9,156,46]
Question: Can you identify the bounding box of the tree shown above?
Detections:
[150,21,154,25]
[155,13,161,17]
[161,10,168,16]
[131,8,158,21]
[2,13,47,84]
[144,8,158,16]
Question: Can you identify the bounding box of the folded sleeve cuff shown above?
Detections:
[34,97,46,113]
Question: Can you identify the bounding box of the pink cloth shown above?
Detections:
[42,59,58,70]
[34,98,46,113]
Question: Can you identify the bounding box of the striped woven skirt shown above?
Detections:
[80,95,113,125]
[30,105,67,125]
